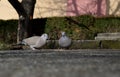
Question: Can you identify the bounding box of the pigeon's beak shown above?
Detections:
[47,37,49,40]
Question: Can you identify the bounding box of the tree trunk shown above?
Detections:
[8,0,36,43]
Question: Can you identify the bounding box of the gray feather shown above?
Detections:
[58,32,71,48]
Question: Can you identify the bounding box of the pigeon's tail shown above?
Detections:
[18,40,27,45]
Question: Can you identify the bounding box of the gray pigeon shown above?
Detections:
[22,33,48,50]
[58,32,71,48]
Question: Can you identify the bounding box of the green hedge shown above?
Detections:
[45,16,120,40]
[0,20,17,43]
[45,15,95,40]
[0,15,120,44]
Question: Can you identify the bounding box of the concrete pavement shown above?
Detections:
[0,49,120,77]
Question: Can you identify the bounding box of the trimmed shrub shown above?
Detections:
[0,16,120,44]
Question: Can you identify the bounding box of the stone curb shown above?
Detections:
[10,40,120,50]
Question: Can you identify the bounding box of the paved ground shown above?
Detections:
[0,49,120,77]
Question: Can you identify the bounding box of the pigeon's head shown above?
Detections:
[61,31,66,36]
[41,33,48,40]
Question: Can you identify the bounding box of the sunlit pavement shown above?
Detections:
[0,49,120,77]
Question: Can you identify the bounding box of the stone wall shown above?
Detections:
[0,0,120,20]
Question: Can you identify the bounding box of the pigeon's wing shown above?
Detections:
[59,36,71,47]
[23,36,40,45]
[64,37,71,47]
[33,37,46,48]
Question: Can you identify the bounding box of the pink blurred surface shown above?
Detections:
[67,0,106,16]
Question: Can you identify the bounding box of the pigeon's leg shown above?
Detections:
[30,45,36,50]
[30,39,41,50]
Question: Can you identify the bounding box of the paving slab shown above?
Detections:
[0,49,120,77]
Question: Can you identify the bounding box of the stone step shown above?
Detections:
[11,40,120,49]
[95,36,120,40]
[97,33,120,36]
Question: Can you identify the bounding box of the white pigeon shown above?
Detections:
[58,32,71,48]
[22,33,48,50]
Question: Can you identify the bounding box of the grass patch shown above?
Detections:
[0,42,11,50]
